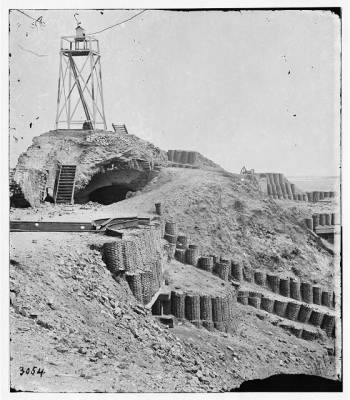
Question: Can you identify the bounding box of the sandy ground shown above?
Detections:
[9,230,338,392]
[9,167,341,391]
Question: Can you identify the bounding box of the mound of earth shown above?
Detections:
[10,132,340,392]
[10,231,337,392]
[84,167,338,288]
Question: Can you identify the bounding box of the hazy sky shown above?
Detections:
[9,9,341,175]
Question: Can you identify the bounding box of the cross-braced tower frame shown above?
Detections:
[55,26,107,130]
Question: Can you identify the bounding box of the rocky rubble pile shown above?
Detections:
[9,233,246,391]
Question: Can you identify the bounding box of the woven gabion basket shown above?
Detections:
[285,302,301,321]
[321,314,336,337]
[221,295,230,321]
[298,304,312,323]
[290,326,303,338]
[274,300,287,317]
[176,234,189,249]
[165,221,177,236]
[312,286,322,305]
[243,266,253,282]
[279,278,290,297]
[212,296,224,321]
[309,310,324,327]
[141,271,153,304]
[321,291,332,307]
[185,248,199,266]
[231,261,243,281]
[237,290,248,305]
[248,296,261,309]
[171,291,185,319]
[301,329,317,341]
[254,270,266,286]
[301,282,313,304]
[200,295,213,321]
[175,248,186,263]
[152,298,162,315]
[266,274,280,294]
[198,256,214,272]
[126,273,143,303]
[103,241,125,273]
[214,262,230,281]
[185,294,200,321]
[290,279,301,300]
[261,296,275,313]
[162,299,172,315]
[164,233,177,244]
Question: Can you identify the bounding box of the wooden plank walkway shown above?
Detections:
[10,217,152,233]
[10,221,94,232]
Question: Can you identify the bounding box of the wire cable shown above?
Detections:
[17,44,48,57]
[16,9,37,21]
[16,9,45,25]
[88,10,146,35]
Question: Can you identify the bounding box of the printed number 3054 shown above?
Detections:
[19,367,45,377]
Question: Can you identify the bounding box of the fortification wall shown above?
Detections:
[103,224,163,304]
[258,173,336,202]
[152,291,237,333]
[237,290,335,340]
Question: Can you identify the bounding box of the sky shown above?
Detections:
[8,9,341,176]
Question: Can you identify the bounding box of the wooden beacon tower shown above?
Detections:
[55,25,107,130]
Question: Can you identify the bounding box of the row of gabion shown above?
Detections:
[152,291,236,332]
[165,223,335,307]
[306,191,336,202]
[233,266,335,310]
[288,326,321,341]
[163,221,336,312]
[164,229,233,282]
[264,173,336,202]
[103,225,162,274]
[167,150,197,165]
[163,221,245,282]
[237,290,335,337]
[126,259,162,304]
[304,213,340,231]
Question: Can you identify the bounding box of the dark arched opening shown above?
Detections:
[89,184,134,205]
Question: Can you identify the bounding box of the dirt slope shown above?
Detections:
[98,168,337,287]
[9,164,340,392]
[10,231,337,392]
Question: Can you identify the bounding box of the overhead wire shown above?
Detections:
[87,10,146,35]
[16,9,46,26]
[17,44,48,57]
[16,9,37,21]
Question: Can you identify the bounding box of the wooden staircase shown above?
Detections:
[112,124,128,135]
[54,165,77,204]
